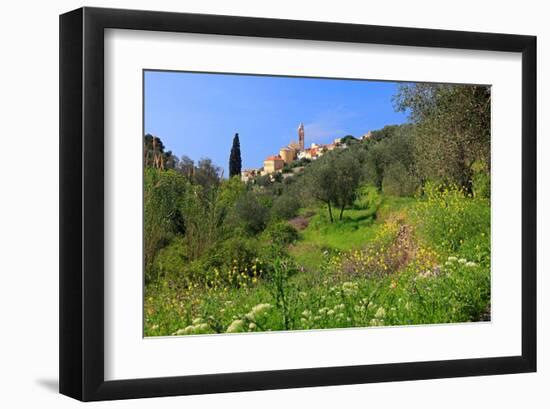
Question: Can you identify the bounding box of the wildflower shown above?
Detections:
[375,307,386,319]
[458,258,467,264]
[251,303,271,315]
[226,319,245,333]
[245,303,272,320]
[342,281,359,296]
[465,261,477,267]
[447,256,458,262]
[327,309,335,316]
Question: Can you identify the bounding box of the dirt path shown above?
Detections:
[288,215,310,231]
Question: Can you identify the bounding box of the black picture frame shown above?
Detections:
[59,7,537,401]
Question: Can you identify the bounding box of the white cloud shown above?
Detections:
[302,106,365,145]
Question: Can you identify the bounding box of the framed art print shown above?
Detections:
[59,7,536,401]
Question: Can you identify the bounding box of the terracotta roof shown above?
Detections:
[265,155,283,161]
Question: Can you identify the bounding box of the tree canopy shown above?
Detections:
[393,83,491,189]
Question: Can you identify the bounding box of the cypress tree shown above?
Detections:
[229,133,242,178]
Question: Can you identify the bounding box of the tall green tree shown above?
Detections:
[229,133,242,178]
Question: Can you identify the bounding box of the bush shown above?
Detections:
[271,194,301,220]
[150,237,187,282]
[264,222,299,247]
[218,236,261,271]
[353,185,382,214]
[234,191,270,235]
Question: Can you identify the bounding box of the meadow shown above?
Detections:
[144,183,490,336]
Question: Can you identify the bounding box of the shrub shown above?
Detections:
[264,222,299,247]
[151,236,187,281]
[271,194,301,220]
[353,185,382,214]
[234,191,270,235]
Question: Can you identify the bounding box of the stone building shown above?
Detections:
[241,168,259,183]
[279,147,297,164]
[263,155,285,174]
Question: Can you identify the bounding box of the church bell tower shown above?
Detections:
[298,122,305,151]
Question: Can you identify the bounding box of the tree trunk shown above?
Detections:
[327,201,334,223]
[339,204,345,221]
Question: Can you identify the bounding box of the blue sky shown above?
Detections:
[144,71,408,176]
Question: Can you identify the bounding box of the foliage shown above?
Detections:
[143,168,189,282]
[264,221,299,247]
[394,83,491,189]
[194,158,222,196]
[143,134,178,169]
[413,182,490,258]
[353,185,379,210]
[304,149,362,221]
[471,160,491,199]
[364,124,417,193]
[234,191,270,235]
[382,162,419,197]
[229,133,242,178]
[271,193,301,220]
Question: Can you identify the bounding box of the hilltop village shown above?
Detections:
[241,123,372,182]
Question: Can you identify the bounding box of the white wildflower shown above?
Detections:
[465,261,477,267]
[447,256,458,262]
[375,307,386,319]
[246,303,272,320]
[458,258,467,264]
[342,281,359,296]
[226,319,245,333]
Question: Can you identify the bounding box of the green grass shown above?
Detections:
[290,196,415,272]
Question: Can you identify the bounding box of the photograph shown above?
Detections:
[143,71,492,337]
